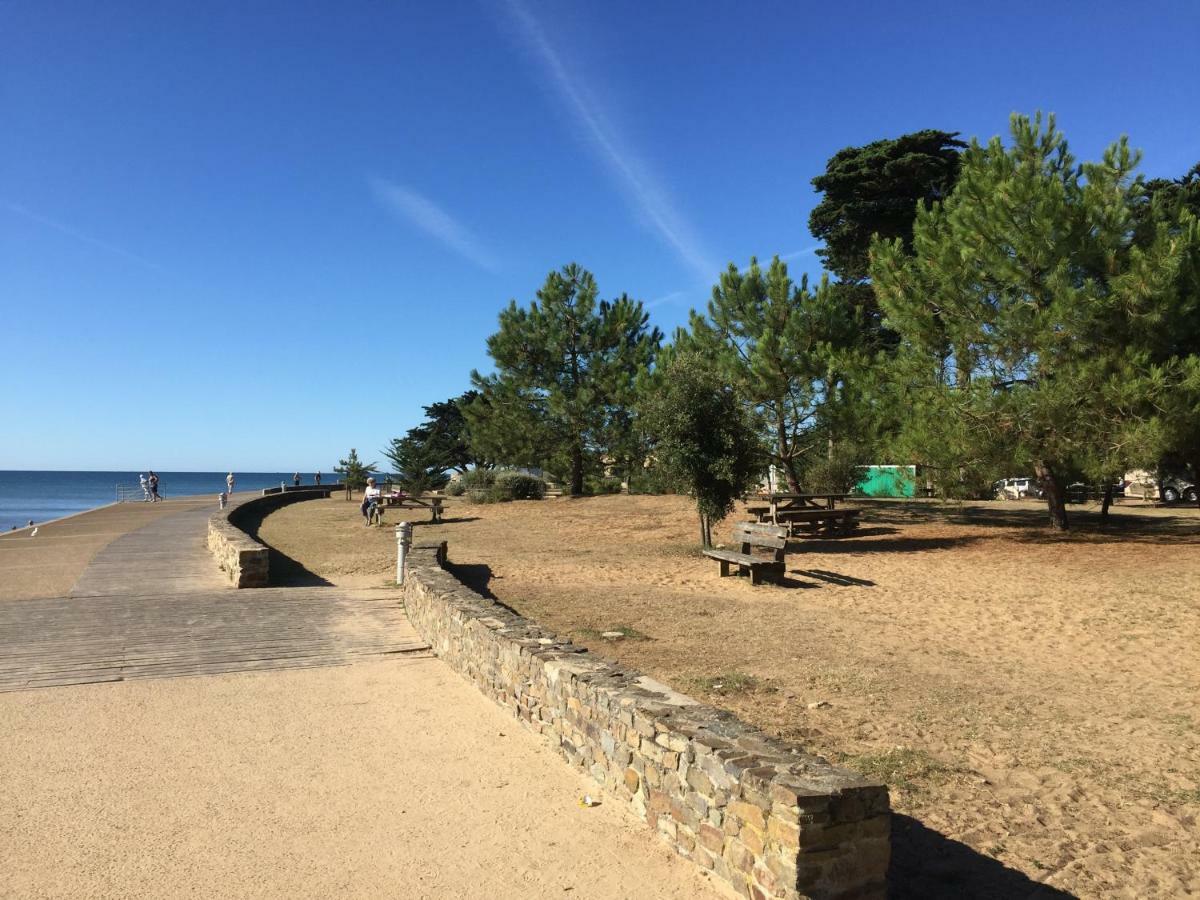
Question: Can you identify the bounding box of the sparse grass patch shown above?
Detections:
[687,671,768,696]
[840,747,953,793]
[573,625,651,642]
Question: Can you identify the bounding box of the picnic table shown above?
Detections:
[746,492,848,521]
[745,492,858,537]
[378,493,446,523]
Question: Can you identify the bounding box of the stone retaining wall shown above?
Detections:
[207,489,333,587]
[261,482,345,496]
[403,544,890,899]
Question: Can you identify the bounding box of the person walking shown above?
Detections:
[226,472,235,496]
[139,474,150,501]
[148,471,161,501]
[315,471,321,486]
[293,472,301,487]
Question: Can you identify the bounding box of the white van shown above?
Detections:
[993,476,1042,500]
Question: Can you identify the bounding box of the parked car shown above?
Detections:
[1160,477,1198,504]
[993,477,1043,500]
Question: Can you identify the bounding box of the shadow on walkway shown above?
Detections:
[889,815,1076,899]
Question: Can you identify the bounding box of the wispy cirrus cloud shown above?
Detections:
[496,0,715,282]
[3,201,165,272]
[369,177,499,272]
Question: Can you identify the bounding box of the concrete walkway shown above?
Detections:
[0,499,729,898]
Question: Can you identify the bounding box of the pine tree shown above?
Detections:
[334,448,377,493]
[383,433,451,496]
[466,264,660,495]
[683,256,864,492]
[871,113,1199,529]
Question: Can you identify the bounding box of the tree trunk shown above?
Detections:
[776,414,801,493]
[1100,482,1114,526]
[570,441,584,496]
[699,513,711,548]
[1034,460,1069,531]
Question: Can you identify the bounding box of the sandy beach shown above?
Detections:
[259,493,1200,898]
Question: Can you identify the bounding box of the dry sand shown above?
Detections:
[259,493,1200,898]
[1,657,730,900]
[0,499,212,601]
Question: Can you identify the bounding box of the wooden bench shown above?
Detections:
[702,522,788,585]
[775,507,860,537]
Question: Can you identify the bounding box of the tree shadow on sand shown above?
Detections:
[794,534,982,554]
[856,500,1200,545]
[889,815,1077,899]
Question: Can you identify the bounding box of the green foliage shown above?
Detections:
[444,478,466,497]
[462,470,545,503]
[810,129,966,286]
[493,471,546,500]
[383,391,482,495]
[584,474,624,495]
[458,468,496,491]
[382,434,450,496]
[682,256,870,492]
[333,448,377,491]
[871,113,1200,528]
[801,443,868,494]
[642,351,762,546]
[626,465,677,495]
[465,264,661,496]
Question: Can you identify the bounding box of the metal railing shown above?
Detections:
[116,483,150,502]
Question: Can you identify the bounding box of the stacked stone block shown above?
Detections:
[403,544,890,899]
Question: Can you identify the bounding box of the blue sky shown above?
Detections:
[3,0,1197,471]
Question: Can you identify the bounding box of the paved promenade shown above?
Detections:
[0,499,727,899]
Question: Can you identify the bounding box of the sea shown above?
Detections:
[0,471,329,531]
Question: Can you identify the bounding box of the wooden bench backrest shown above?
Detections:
[732,522,787,560]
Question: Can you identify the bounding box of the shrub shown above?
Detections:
[444,479,466,497]
[585,475,625,495]
[493,471,546,500]
[460,469,495,490]
[467,488,495,504]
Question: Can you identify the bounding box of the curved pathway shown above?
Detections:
[0,496,730,899]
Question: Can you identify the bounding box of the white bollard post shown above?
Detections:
[219,492,227,510]
[395,522,413,585]
[281,481,286,494]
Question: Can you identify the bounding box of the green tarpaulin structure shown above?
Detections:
[855,465,917,498]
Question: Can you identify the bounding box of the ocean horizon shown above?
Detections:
[0,470,335,531]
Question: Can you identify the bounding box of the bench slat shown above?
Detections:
[774,508,859,521]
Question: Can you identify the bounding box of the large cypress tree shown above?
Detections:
[466,264,660,495]
[809,129,965,336]
[872,113,1199,530]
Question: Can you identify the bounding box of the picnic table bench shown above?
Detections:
[377,493,446,523]
[746,492,859,537]
[702,521,788,585]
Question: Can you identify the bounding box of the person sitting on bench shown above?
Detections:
[361,477,383,526]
